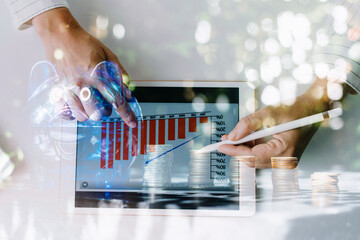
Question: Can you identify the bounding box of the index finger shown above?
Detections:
[228,114,263,141]
[218,137,287,169]
[113,94,138,128]
[88,80,137,127]
[218,143,272,169]
[90,62,137,127]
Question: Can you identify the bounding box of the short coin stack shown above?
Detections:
[143,145,173,189]
[229,156,256,192]
[311,172,340,207]
[311,172,340,193]
[271,157,299,193]
[188,151,214,189]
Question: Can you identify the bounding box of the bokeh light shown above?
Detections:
[330,117,344,130]
[215,94,230,112]
[316,29,329,46]
[96,15,109,30]
[279,77,297,106]
[113,24,126,39]
[53,49,64,60]
[261,85,281,106]
[327,82,343,100]
[315,63,330,79]
[195,20,212,44]
[293,63,313,84]
[192,96,206,112]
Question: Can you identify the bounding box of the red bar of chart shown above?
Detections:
[141,120,147,155]
[168,118,175,140]
[178,118,185,139]
[100,122,107,169]
[99,111,212,169]
[149,120,156,152]
[149,120,156,145]
[132,126,138,157]
[123,124,129,160]
[200,117,208,123]
[115,122,121,160]
[189,117,196,132]
[108,122,114,168]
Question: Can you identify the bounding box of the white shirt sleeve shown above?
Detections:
[4,0,69,30]
[310,1,360,94]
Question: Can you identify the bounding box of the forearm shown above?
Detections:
[32,8,80,39]
[302,76,353,114]
[265,76,348,125]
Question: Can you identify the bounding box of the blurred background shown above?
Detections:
[0,0,359,173]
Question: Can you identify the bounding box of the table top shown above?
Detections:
[1,162,360,240]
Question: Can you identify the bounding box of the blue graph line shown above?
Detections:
[145,135,202,164]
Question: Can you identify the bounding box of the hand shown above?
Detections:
[218,79,335,168]
[32,8,137,127]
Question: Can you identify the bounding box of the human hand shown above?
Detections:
[218,81,333,168]
[32,8,137,127]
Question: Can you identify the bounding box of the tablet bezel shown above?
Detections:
[59,80,256,217]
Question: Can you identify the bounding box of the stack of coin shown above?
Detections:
[271,157,299,169]
[272,168,299,193]
[271,157,299,194]
[229,156,256,192]
[311,172,340,207]
[143,145,173,189]
[188,151,214,189]
[311,172,339,192]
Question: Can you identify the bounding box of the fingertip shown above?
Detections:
[228,131,236,141]
[73,108,90,122]
[217,144,234,155]
[76,115,89,122]
[59,112,75,121]
[129,121,137,128]
[221,134,228,141]
[79,113,90,122]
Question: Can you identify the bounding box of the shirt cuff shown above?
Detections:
[8,0,69,30]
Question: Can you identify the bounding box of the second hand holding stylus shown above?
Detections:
[196,108,343,153]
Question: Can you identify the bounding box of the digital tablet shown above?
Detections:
[59,80,256,217]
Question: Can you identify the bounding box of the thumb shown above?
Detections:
[228,114,263,141]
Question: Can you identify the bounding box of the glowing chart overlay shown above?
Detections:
[99,111,221,167]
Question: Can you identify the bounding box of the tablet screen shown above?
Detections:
[74,84,254,212]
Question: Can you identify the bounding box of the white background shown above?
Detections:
[1,0,360,239]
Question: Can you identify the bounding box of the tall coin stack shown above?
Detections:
[311,172,340,207]
[229,156,256,192]
[143,145,173,189]
[271,157,299,193]
[188,151,214,189]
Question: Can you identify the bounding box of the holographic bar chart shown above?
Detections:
[100,111,211,169]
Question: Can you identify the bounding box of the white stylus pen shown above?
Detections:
[196,108,343,153]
